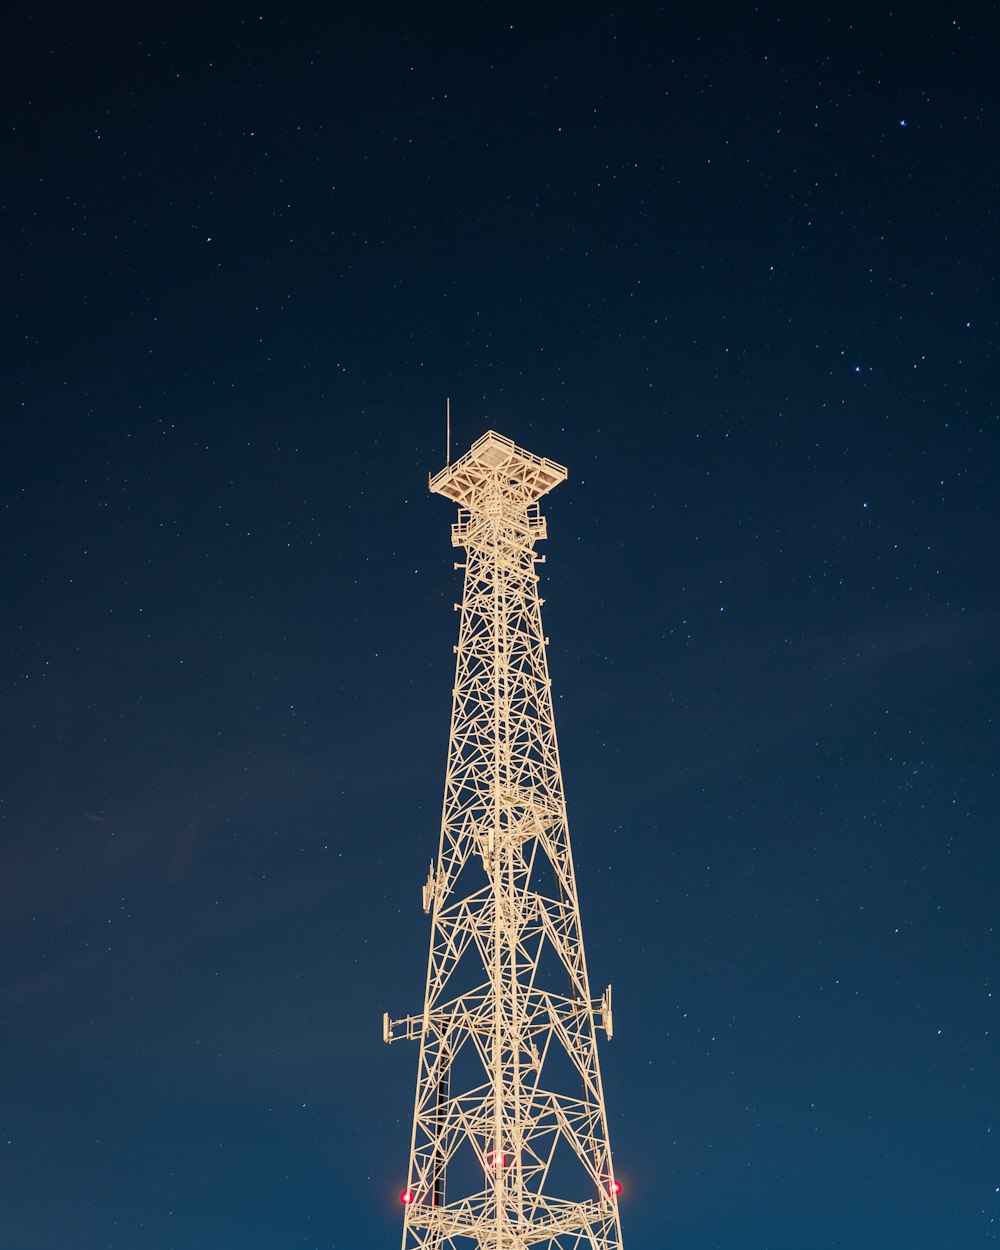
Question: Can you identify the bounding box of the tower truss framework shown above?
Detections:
[385,431,623,1250]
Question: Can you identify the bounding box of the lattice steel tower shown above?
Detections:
[384,431,623,1250]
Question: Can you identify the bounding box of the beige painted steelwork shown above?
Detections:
[385,431,624,1250]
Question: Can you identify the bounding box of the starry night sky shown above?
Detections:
[3,4,998,1248]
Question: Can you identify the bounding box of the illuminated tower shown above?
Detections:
[384,431,623,1250]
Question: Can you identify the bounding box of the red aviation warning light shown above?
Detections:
[400,1190,416,1205]
[609,1179,622,1195]
[486,1150,508,1171]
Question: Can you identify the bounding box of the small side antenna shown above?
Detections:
[446,396,451,467]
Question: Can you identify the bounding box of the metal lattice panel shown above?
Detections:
[385,432,623,1250]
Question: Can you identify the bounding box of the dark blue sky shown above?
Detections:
[2,3,998,1248]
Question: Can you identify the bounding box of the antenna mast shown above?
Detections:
[386,430,624,1250]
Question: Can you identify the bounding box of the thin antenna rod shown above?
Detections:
[446,397,451,467]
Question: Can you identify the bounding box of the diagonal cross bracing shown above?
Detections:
[385,432,624,1250]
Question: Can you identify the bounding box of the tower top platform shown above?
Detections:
[429,430,568,508]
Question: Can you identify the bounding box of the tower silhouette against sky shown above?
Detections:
[384,431,623,1250]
